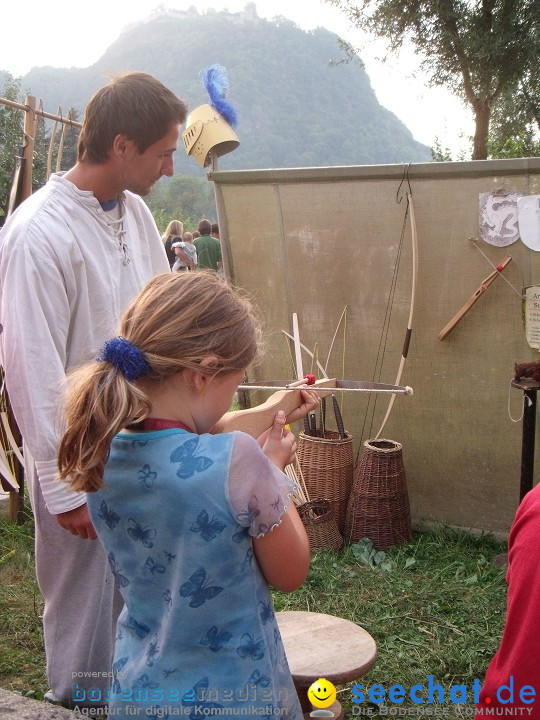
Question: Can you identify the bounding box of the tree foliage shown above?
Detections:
[0,74,83,220]
[0,72,24,219]
[325,0,540,160]
[16,10,431,171]
[146,175,217,233]
[0,72,214,231]
[488,78,540,158]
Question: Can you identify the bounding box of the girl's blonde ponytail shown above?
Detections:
[58,361,149,492]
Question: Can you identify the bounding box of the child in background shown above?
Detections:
[172,231,197,271]
[58,272,318,719]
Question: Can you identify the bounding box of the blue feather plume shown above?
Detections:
[199,65,238,129]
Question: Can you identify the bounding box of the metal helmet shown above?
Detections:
[182,103,239,169]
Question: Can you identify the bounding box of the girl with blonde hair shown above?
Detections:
[161,219,184,268]
[58,271,318,719]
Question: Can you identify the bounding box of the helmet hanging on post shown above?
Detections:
[182,65,239,169]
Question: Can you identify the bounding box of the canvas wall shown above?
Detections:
[211,159,540,536]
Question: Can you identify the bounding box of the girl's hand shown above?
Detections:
[285,388,320,425]
[261,410,297,470]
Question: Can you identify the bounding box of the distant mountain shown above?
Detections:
[12,3,431,174]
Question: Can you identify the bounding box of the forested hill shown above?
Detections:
[14,5,431,173]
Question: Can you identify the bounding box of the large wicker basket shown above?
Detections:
[345,438,411,549]
[297,499,344,552]
[296,430,353,535]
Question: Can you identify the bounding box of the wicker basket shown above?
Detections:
[297,430,353,535]
[345,438,411,549]
[297,499,344,552]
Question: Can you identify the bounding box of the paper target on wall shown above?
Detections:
[517,195,540,251]
[479,191,522,246]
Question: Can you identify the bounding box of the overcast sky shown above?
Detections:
[0,0,474,156]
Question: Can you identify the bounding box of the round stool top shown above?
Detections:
[511,378,540,391]
[276,611,377,686]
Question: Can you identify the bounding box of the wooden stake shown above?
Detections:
[21,95,37,203]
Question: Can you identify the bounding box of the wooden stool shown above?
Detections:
[277,611,377,719]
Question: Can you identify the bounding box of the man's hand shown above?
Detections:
[56,504,97,540]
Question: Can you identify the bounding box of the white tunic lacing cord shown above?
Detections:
[107,207,130,266]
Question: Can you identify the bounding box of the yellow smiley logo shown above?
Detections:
[307,678,337,708]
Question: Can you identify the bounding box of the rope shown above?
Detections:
[340,306,348,417]
[507,378,525,423]
[361,192,410,446]
[469,238,523,298]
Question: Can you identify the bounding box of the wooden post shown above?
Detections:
[5,390,25,523]
[4,97,36,521]
[21,95,37,203]
[209,151,233,282]
[47,106,61,180]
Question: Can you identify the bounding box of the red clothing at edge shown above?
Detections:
[476,483,540,718]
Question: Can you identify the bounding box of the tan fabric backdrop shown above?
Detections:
[211,159,540,536]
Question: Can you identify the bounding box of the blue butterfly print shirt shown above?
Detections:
[87,428,302,720]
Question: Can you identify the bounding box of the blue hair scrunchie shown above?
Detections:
[96,337,149,382]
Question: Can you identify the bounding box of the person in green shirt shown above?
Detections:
[194,218,222,271]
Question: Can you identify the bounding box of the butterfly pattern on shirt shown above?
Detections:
[108,552,130,588]
[232,525,249,544]
[236,494,272,536]
[146,633,161,667]
[248,668,271,688]
[182,677,223,720]
[138,463,157,489]
[199,625,233,652]
[170,437,213,480]
[127,517,157,548]
[145,556,166,575]
[179,567,223,608]
[237,632,265,661]
[93,431,302,720]
[162,588,173,612]
[127,616,151,639]
[190,509,227,542]
[112,656,129,693]
[98,499,120,529]
[133,673,159,691]
[258,599,275,625]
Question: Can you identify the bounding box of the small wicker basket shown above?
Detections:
[345,438,411,549]
[297,499,344,552]
[297,430,353,535]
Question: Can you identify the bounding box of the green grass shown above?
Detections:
[273,527,507,716]
[0,507,46,699]
[0,509,507,715]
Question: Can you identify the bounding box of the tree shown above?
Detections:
[0,72,24,219]
[146,175,217,232]
[324,0,540,160]
[488,77,540,158]
[0,74,77,220]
